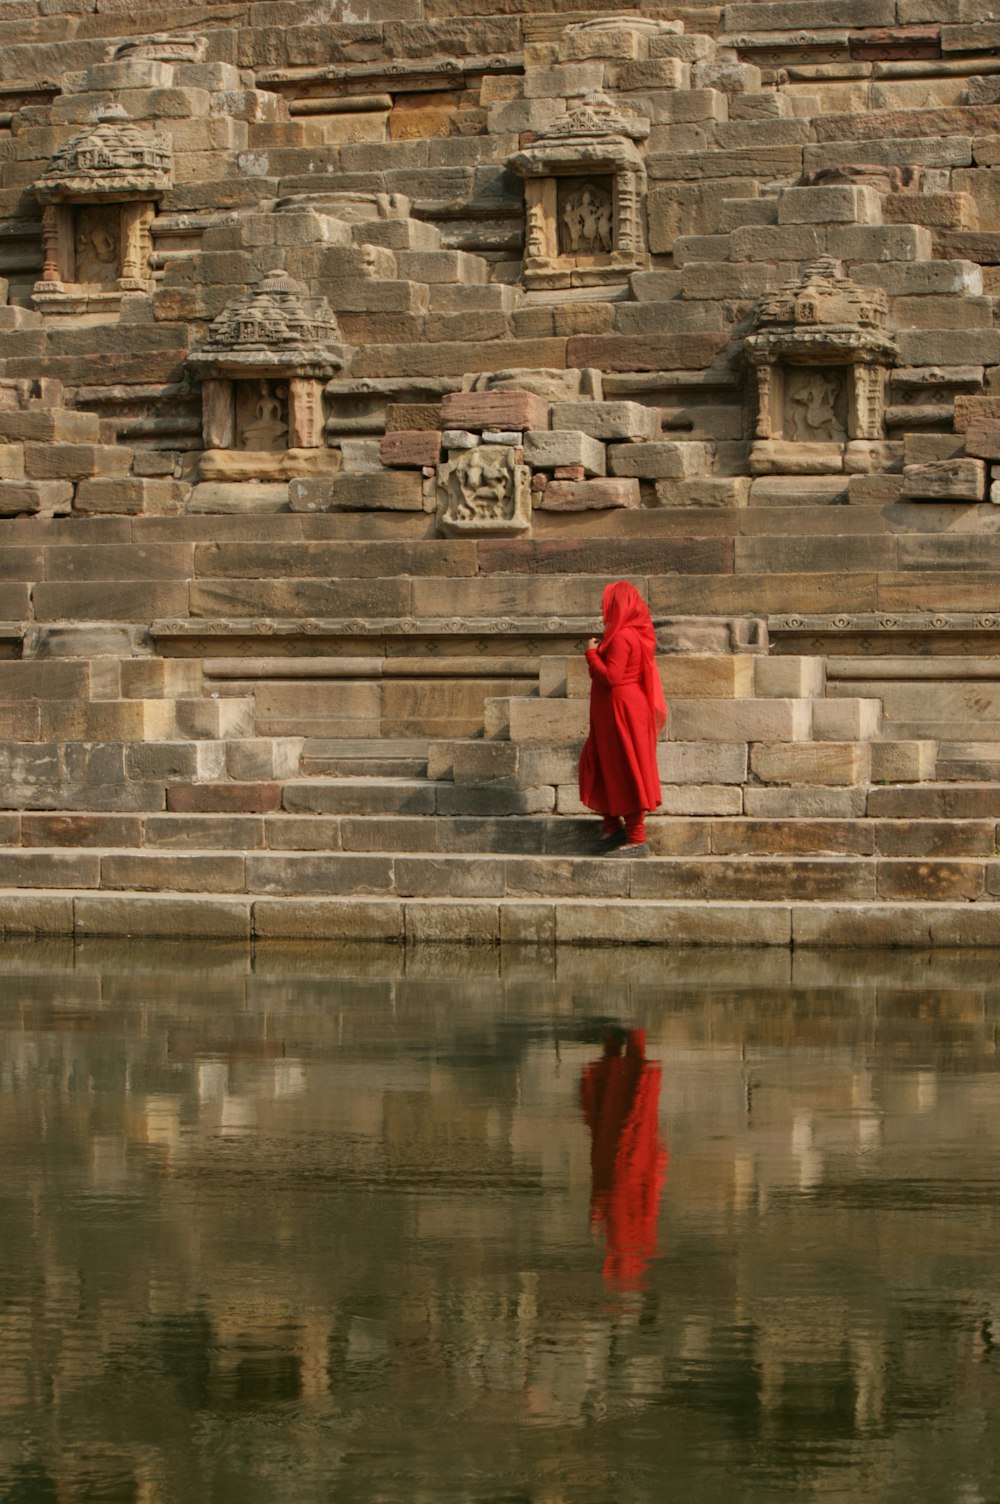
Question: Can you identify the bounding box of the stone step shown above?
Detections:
[0,847,994,906]
[933,744,1000,781]
[0,697,257,742]
[2,813,996,860]
[299,737,430,777]
[4,891,1000,947]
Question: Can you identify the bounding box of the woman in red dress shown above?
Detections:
[578,580,666,856]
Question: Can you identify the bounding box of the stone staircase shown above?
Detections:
[3,506,1000,944]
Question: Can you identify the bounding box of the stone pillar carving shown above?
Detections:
[201,379,235,450]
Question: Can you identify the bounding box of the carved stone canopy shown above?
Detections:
[186,269,350,380]
[36,108,172,203]
[744,257,896,367]
[507,91,649,179]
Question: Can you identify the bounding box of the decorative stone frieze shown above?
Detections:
[436,444,532,537]
[507,92,650,290]
[32,107,172,313]
[108,33,208,63]
[744,257,897,475]
[186,268,350,481]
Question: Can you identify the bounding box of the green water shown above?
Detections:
[2,940,999,1503]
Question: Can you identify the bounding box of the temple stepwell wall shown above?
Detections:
[2,0,1000,945]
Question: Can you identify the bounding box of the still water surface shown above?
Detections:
[2,939,1000,1503]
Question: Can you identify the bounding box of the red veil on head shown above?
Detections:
[600,581,667,733]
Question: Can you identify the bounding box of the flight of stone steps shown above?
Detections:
[3,497,1000,943]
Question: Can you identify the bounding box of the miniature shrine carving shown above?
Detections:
[32,107,171,315]
[436,445,532,537]
[507,92,650,290]
[185,268,349,481]
[743,257,897,475]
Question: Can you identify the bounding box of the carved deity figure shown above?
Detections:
[785,367,848,443]
[453,448,512,520]
[237,379,288,451]
[558,181,613,256]
[74,208,120,284]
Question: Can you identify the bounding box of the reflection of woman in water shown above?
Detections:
[580,1027,667,1290]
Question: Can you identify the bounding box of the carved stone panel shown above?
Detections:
[558,178,614,257]
[436,445,532,537]
[236,379,289,452]
[784,367,849,444]
[74,205,121,286]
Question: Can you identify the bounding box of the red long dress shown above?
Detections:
[578,582,666,819]
[580,1029,668,1290]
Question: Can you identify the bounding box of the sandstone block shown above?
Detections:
[656,478,751,508]
[754,656,826,697]
[896,329,1000,365]
[549,401,660,441]
[901,459,986,501]
[812,698,882,740]
[507,699,589,745]
[777,185,882,224]
[659,655,755,699]
[965,423,1000,461]
[440,391,549,433]
[536,479,640,511]
[870,740,937,782]
[565,333,729,371]
[669,698,811,742]
[253,898,402,941]
[0,410,100,443]
[878,860,984,901]
[290,472,424,512]
[523,430,605,476]
[745,787,868,818]
[608,441,713,480]
[658,741,748,784]
[750,742,872,786]
[403,900,499,944]
[75,895,251,940]
[167,783,282,814]
[379,430,442,468]
[660,784,744,816]
[0,481,72,517]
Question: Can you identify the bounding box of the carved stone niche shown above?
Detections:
[32,107,171,315]
[743,257,897,475]
[185,268,350,482]
[436,446,532,538]
[507,92,650,291]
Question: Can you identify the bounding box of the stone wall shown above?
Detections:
[3,0,1000,942]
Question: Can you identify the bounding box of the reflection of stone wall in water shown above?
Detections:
[784,368,849,444]
[74,205,119,284]
[236,380,288,451]
[558,178,613,257]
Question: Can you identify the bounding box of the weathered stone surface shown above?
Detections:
[901,459,986,501]
[536,478,640,511]
[440,391,549,433]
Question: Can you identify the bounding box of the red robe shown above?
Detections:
[578,626,663,817]
[580,1030,667,1291]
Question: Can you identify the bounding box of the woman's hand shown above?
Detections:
[587,637,600,650]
